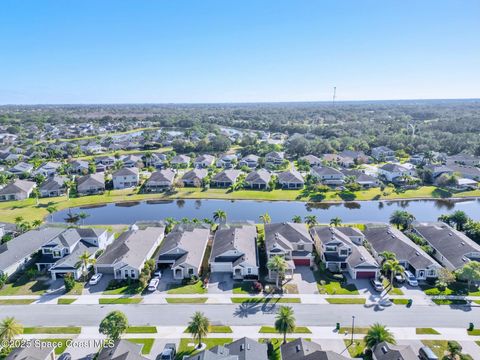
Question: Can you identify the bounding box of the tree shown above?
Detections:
[389,210,415,230]
[448,210,470,231]
[445,341,462,359]
[274,306,296,344]
[436,268,455,290]
[99,311,129,341]
[79,251,92,281]
[382,259,404,288]
[65,180,75,200]
[78,211,90,225]
[259,212,271,225]
[213,209,227,224]
[64,273,76,292]
[364,323,395,349]
[186,312,210,349]
[0,273,7,289]
[32,219,42,228]
[304,215,318,227]
[292,215,302,223]
[329,217,342,226]
[267,255,288,288]
[0,317,23,348]
[455,261,480,290]
[65,211,80,226]
[379,251,396,264]
[46,205,57,221]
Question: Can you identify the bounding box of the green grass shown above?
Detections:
[66,281,85,295]
[421,340,460,358]
[127,339,155,355]
[259,326,311,334]
[165,297,208,304]
[231,297,301,304]
[421,282,480,296]
[339,327,369,334]
[102,282,143,295]
[326,298,366,304]
[392,299,410,305]
[314,270,359,295]
[0,273,49,296]
[259,338,298,360]
[126,326,157,334]
[98,297,143,304]
[0,299,35,305]
[382,279,404,295]
[344,339,369,359]
[184,325,233,334]
[23,327,81,334]
[432,299,468,305]
[467,329,480,336]
[57,298,77,304]
[476,341,480,347]
[39,339,71,355]
[167,281,207,294]
[416,328,440,335]
[176,338,233,359]
[232,282,254,294]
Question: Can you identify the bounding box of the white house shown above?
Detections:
[112,167,140,189]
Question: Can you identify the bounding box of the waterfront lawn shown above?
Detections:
[259,326,311,334]
[421,340,461,358]
[416,328,440,335]
[126,326,157,334]
[326,298,366,305]
[23,327,81,334]
[127,339,155,355]
[98,297,143,304]
[314,269,359,295]
[165,297,208,304]
[344,339,368,359]
[231,297,301,304]
[167,281,206,294]
[177,338,233,359]
[57,298,77,304]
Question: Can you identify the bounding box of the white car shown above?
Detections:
[148,278,160,291]
[89,273,103,285]
[154,270,162,278]
[404,270,418,287]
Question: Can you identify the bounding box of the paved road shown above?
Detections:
[2,303,479,327]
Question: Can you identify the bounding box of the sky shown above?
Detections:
[0,0,479,104]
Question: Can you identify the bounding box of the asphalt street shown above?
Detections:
[5,303,479,328]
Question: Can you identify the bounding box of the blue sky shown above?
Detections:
[0,0,479,104]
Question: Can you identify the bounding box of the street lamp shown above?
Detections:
[350,315,355,345]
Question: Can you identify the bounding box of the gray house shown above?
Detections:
[182,168,208,187]
[211,169,243,187]
[0,179,36,201]
[98,340,148,360]
[39,175,67,197]
[184,337,267,360]
[77,172,105,195]
[372,341,417,360]
[244,169,272,189]
[310,166,345,185]
[144,169,176,192]
[6,344,56,360]
[277,170,304,189]
[280,338,351,360]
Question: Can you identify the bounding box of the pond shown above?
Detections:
[50,198,480,225]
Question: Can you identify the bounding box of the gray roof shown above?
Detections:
[413,222,480,270]
[265,223,313,252]
[280,338,352,360]
[372,341,417,360]
[195,154,215,163]
[210,225,258,267]
[0,179,36,195]
[277,170,304,184]
[98,340,148,360]
[0,227,65,273]
[113,167,139,177]
[6,345,55,360]
[39,175,67,192]
[77,172,105,188]
[172,154,191,163]
[380,163,408,173]
[311,166,344,177]
[300,155,322,164]
[213,170,243,183]
[146,169,175,184]
[185,338,267,360]
[364,225,439,271]
[245,169,271,184]
[97,226,164,269]
[182,168,208,181]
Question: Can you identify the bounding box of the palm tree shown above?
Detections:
[274,306,296,343]
[364,323,395,349]
[65,211,80,226]
[304,215,318,227]
[78,212,89,225]
[89,258,97,275]
[379,251,396,264]
[186,312,210,349]
[79,251,92,281]
[389,210,415,230]
[267,255,288,288]
[0,317,23,346]
[14,216,24,229]
[382,259,404,288]
[329,217,342,226]
[32,219,42,228]
[259,212,271,225]
[65,180,75,200]
[32,188,40,205]
[213,209,227,224]
[46,205,58,221]
[292,215,302,223]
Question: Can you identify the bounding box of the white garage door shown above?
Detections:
[211,262,232,273]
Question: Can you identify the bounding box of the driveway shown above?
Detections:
[156,269,181,293]
[208,273,234,293]
[84,274,113,294]
[148,339,180,360]
[291,266,318,294]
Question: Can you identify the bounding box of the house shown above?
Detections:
[342,170,380,188]
[94,156,115,172]
[371,146,396,161]
[364,224,439,280]
[156,226,210,280]
[372,341,417,360]
[265,151,284,166]
[0,179,36,201]
[446,153,480,167]
[121,154,143,168]
[264,223,314,280]
[412,222,480,271]
[171,154,191,167]
[209,225,259,279]
[81,141,102,154]
[144,169,175,192]
[310,166,345,185]
[194,154,215,168]
[244,169,272,189]
[425,164,454,181]
[277,170,304,189]
[39,175,68,197]
[34,161,61,177]
[216,154,238,169]
[36,228,113,280]
[310,226,380,279]
[98,340,149,360]
[142,152,166,169]
[378,163,416,183]
[96,225,164,280]
[0,227,65,278]
[69,160,89,175]
[182,168,208,187]
[446,163,480,181]
[239,154,260,168]
[299,154,322,167]
[280,338,351,360]
[211,169,243,187]
[184,337,267,360]
[76,172,105,195]
[8,162,33,176]
[6,344,56,360]
[339,150,369,165]
[112,167,140,189]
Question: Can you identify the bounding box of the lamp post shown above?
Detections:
[350,315,355,345]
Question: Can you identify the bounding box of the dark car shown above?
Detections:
[419,346,438,360]
[159,343,176,360]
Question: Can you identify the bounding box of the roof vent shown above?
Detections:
[461,242,465,246]
[449,233,453,236]
[416,252,420,256]
[240,344,245,351]
[295,345,302,352]
[381,346,388,354]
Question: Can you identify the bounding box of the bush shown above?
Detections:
[253,281,263,293]
[64,274,76,292]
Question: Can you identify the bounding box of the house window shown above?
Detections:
[297,244,304,251]
[326,246,336,252]
[340,250,348,256]
[188,268,194,276]
[247,268,252,274]
[131,270,135,278]
[53,251,61,258]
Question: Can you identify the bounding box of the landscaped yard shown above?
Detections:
[231,297,301,304]
[314,269,359,295]
[421,282,480,296]
[467,329,480,336]
[0,272,49,296]
[165,297,208,304]
[326,298,366,305]
[421,340,461,358]
[23,327,81,334]
[176,338,233,359]
[382,279,404,295]
[183,325,232,334]
[392,299,410,305]
[232,282,254,294]
[98,297,143,304]
[66,281,85,295]
[416,328,440,335]
[259,326,311,334]
[343,339,369,359]
[103,280,143,295]
[167,281,207,294]
[126,326,157,334]
[127,339,155,355]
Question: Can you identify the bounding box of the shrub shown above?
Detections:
[253,281,263,293]
[64,274,76,292]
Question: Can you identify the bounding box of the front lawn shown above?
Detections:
[343,339,369,359]
[392,299,410,305]
[98,297,143,304]
[0,299,35,305]
[103,280,143,295]
[339,327,369,334]
[382,279,404,295]
[66,281,85,295]
[326,298,366,305]
[232,282,254,294]
[23,327,81,334]
[231,297,301,304]
[165,297,208,304]
[421,282,480,296]
[57,298,77,304]
[126,326,157,334]
[127,339,155,355]
[314,269,359,295]
[416,328,440,335]
[467,329,480,336]
[176,338,233,359]
[421,340,461,358]
[184,325,232,334]
[259,326,311,334]
[432,299,468,305]
[0,271,49,296]
[167,281,207,294]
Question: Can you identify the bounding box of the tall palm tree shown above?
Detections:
[213,209,227,224]
[186,312,210,349]
[259,212,271,225]
[65,180,75,200]
[379,251,396,264]
[79,251,92,281]
[274,306,296,344]
[46,205,58,221]
[304,215,318,227]
[382,259,404,288]
[292,215,302,223]
[78,212,89,225]
[389,210,415,230]
[267,255,288,288]
[0,317,23,345]
[32,219,42,228]
[329,217,342,226]
[364,323,395,349]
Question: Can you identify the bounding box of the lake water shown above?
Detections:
[50,198,480,225]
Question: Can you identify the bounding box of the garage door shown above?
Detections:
[211,262,232,272]
[356,271,376,279]
[293,259,310,266]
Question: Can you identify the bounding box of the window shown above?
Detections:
[297,244,304,251]
[326,246,336,252]
[340,250,348,256]
[131,270,135,278]
[247,268,252,274]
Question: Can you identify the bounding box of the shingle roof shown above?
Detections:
[184,338,267,360]
[97,340,148,360]
[113,167,139,177]
[210,225,258,267]
[265,223,313,252]
[39,175,67,192]
[182,168,208,181]
[6,345,55,360]
[146,169,175,184]
[245,169,271,184]
[372,341,417,360]
[277,170,304,184]
[311,166,344,177]
[77,172,105,187]
[0,179,36,195]
[213,170,242,183]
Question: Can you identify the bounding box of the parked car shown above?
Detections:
[159,343,176,360]
[89,273,103,285]
[154,270,162,278]
[394,274,405,283]
[403,270,418,286]
[370,278,384,292]
[148,278,160,291]
[419,346,438,360]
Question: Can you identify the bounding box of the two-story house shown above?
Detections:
[112,167,140,189]
[371,146,396,162]
[310,166,345,185]
[378,163,416,183]
[144,169,175,192]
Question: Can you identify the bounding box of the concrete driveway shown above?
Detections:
[208,273,234,293]
[148,339,180,360]
[291,266,318,294]
[156,269,181,293]
[84,274,113,294]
